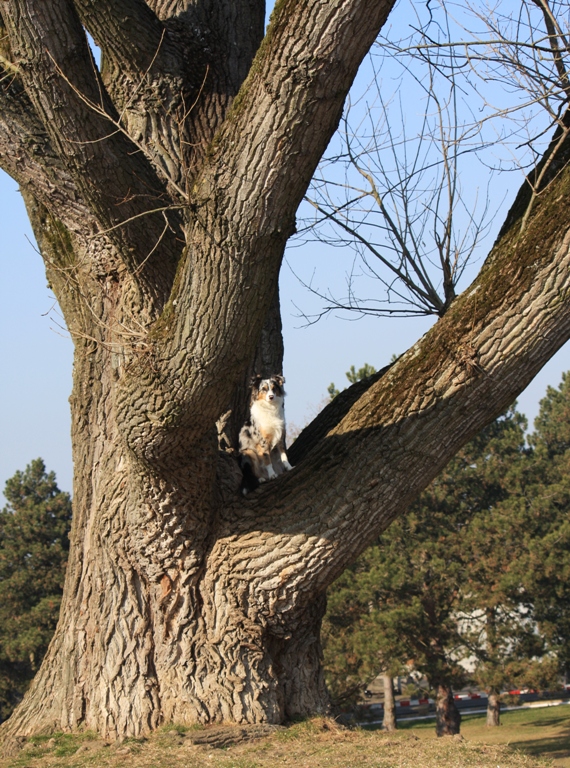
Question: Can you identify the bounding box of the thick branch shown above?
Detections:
[75,0,167,77]
[0,68,87,226]
[74,0,210,185]
[0,14,91,227]
[0,21,132,318]
[78,0,266,188]
[77,0,267,197]
[117,0,398,463]
[180,0,398,410]
[144,0,266,97]
[2,0,183,310]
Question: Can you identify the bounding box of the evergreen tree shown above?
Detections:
[323,404,545,734]
[0,460,72,721]
[346,364,377,385]
[448,409,557,726]
[328,363,378,400]
[515,373,570,679]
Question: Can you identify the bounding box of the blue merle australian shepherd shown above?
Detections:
[239,374,293,493]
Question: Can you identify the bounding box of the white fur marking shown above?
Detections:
[250,398,285,449]
[281,455,292,471]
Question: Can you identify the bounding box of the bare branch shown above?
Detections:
[294,0,570,322]
[298,47,493,319]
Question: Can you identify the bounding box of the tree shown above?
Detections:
[298,0,570,321]
[514,373,570,680]
[447,409,552,727]
[324,488,466,736]
[0,460,71,721]
[323,405,556,734]
[320,534,405,734]
[0,0,570,746]
[321,546,408,711]
[328,364,377,400]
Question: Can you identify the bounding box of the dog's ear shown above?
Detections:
[272,374,285,386]
[250,374,263,390]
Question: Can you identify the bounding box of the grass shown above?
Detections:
[395,704,570,766]
[0,713,562,768]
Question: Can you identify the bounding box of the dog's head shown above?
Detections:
[250,374,286,403]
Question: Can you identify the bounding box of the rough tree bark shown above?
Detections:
[485,607,501,726]
[381,673,396,731]
[435,684,461,737]
[486,691,501,727]
[1,0,570,745]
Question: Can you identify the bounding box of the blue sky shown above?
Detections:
[1,0,569,497]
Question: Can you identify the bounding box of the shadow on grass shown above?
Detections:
[510,734,570,761]
[521,716,570,730]
[509,716,570,761]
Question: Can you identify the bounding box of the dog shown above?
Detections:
[239,374,293,493]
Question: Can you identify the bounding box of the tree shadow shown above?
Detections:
[510,716,570,761]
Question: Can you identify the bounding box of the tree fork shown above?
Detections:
[3,113,570,748]
[2,0,570,749]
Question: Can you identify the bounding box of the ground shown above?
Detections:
[2,710,570,768]
[397,705,570,768]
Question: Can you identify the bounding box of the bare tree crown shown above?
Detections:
[295,0,570,322]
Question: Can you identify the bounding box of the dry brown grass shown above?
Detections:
[0,717,554,768]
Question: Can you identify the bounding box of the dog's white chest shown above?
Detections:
[250,399,285,448]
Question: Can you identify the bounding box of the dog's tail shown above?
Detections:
[238,452,260,495]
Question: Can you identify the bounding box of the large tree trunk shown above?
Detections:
[3,222,329,736]
[1,0,570,747]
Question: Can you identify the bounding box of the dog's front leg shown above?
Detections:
[263,456,277,480]
[281,454,293,471]
[278,441,293,471]
[257,446,277,482]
